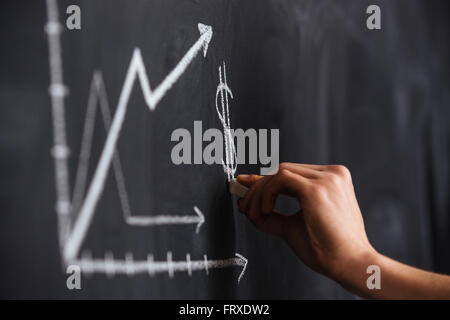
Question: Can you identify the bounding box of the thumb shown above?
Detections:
[237,174,263,188]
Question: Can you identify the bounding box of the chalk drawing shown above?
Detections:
[72,71,205,233]
[45,0,72,251]
[64,24,212,263]
[125,206,205,233]
[45,0,247,283]
[72,252,248,283]
[215,62,237,181]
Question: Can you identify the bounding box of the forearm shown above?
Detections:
[236,167,450,300]
[337,251,450,300]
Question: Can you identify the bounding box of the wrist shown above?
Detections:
[332,246,382,293]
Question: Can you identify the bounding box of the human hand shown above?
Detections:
[237,163,376,282]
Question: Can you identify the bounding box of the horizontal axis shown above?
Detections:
[69,251,248,283]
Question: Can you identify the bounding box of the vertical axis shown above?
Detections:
[45,0,72,254]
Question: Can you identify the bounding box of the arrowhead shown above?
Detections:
[235,253,248,283]
[198,23,213,57]
[193,206,205,234]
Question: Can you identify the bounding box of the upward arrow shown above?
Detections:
[149,23,212,109]
[64,23,213,263]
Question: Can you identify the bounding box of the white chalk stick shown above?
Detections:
[229,178,249,198]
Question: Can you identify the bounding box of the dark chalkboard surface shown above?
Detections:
[0,0,449,299]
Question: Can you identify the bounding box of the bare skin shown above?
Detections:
[237,163,450,300]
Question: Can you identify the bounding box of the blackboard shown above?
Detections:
[0,0,449,299]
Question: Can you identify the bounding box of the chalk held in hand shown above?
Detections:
[229,178,249,198]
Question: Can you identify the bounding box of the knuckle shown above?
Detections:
[278,162,289,171]
[277,168,291,178]
[330,165,351,179]
[310,183,327,198]
[327,173,341,186]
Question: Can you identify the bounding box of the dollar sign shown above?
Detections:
[215,62,237,181]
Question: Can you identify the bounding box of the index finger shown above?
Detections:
[260,169,310,215]
[237,174,264,188]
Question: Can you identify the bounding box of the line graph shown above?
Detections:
[72,71,205,233]
[64,30,212,262]
[45,0,247,282]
